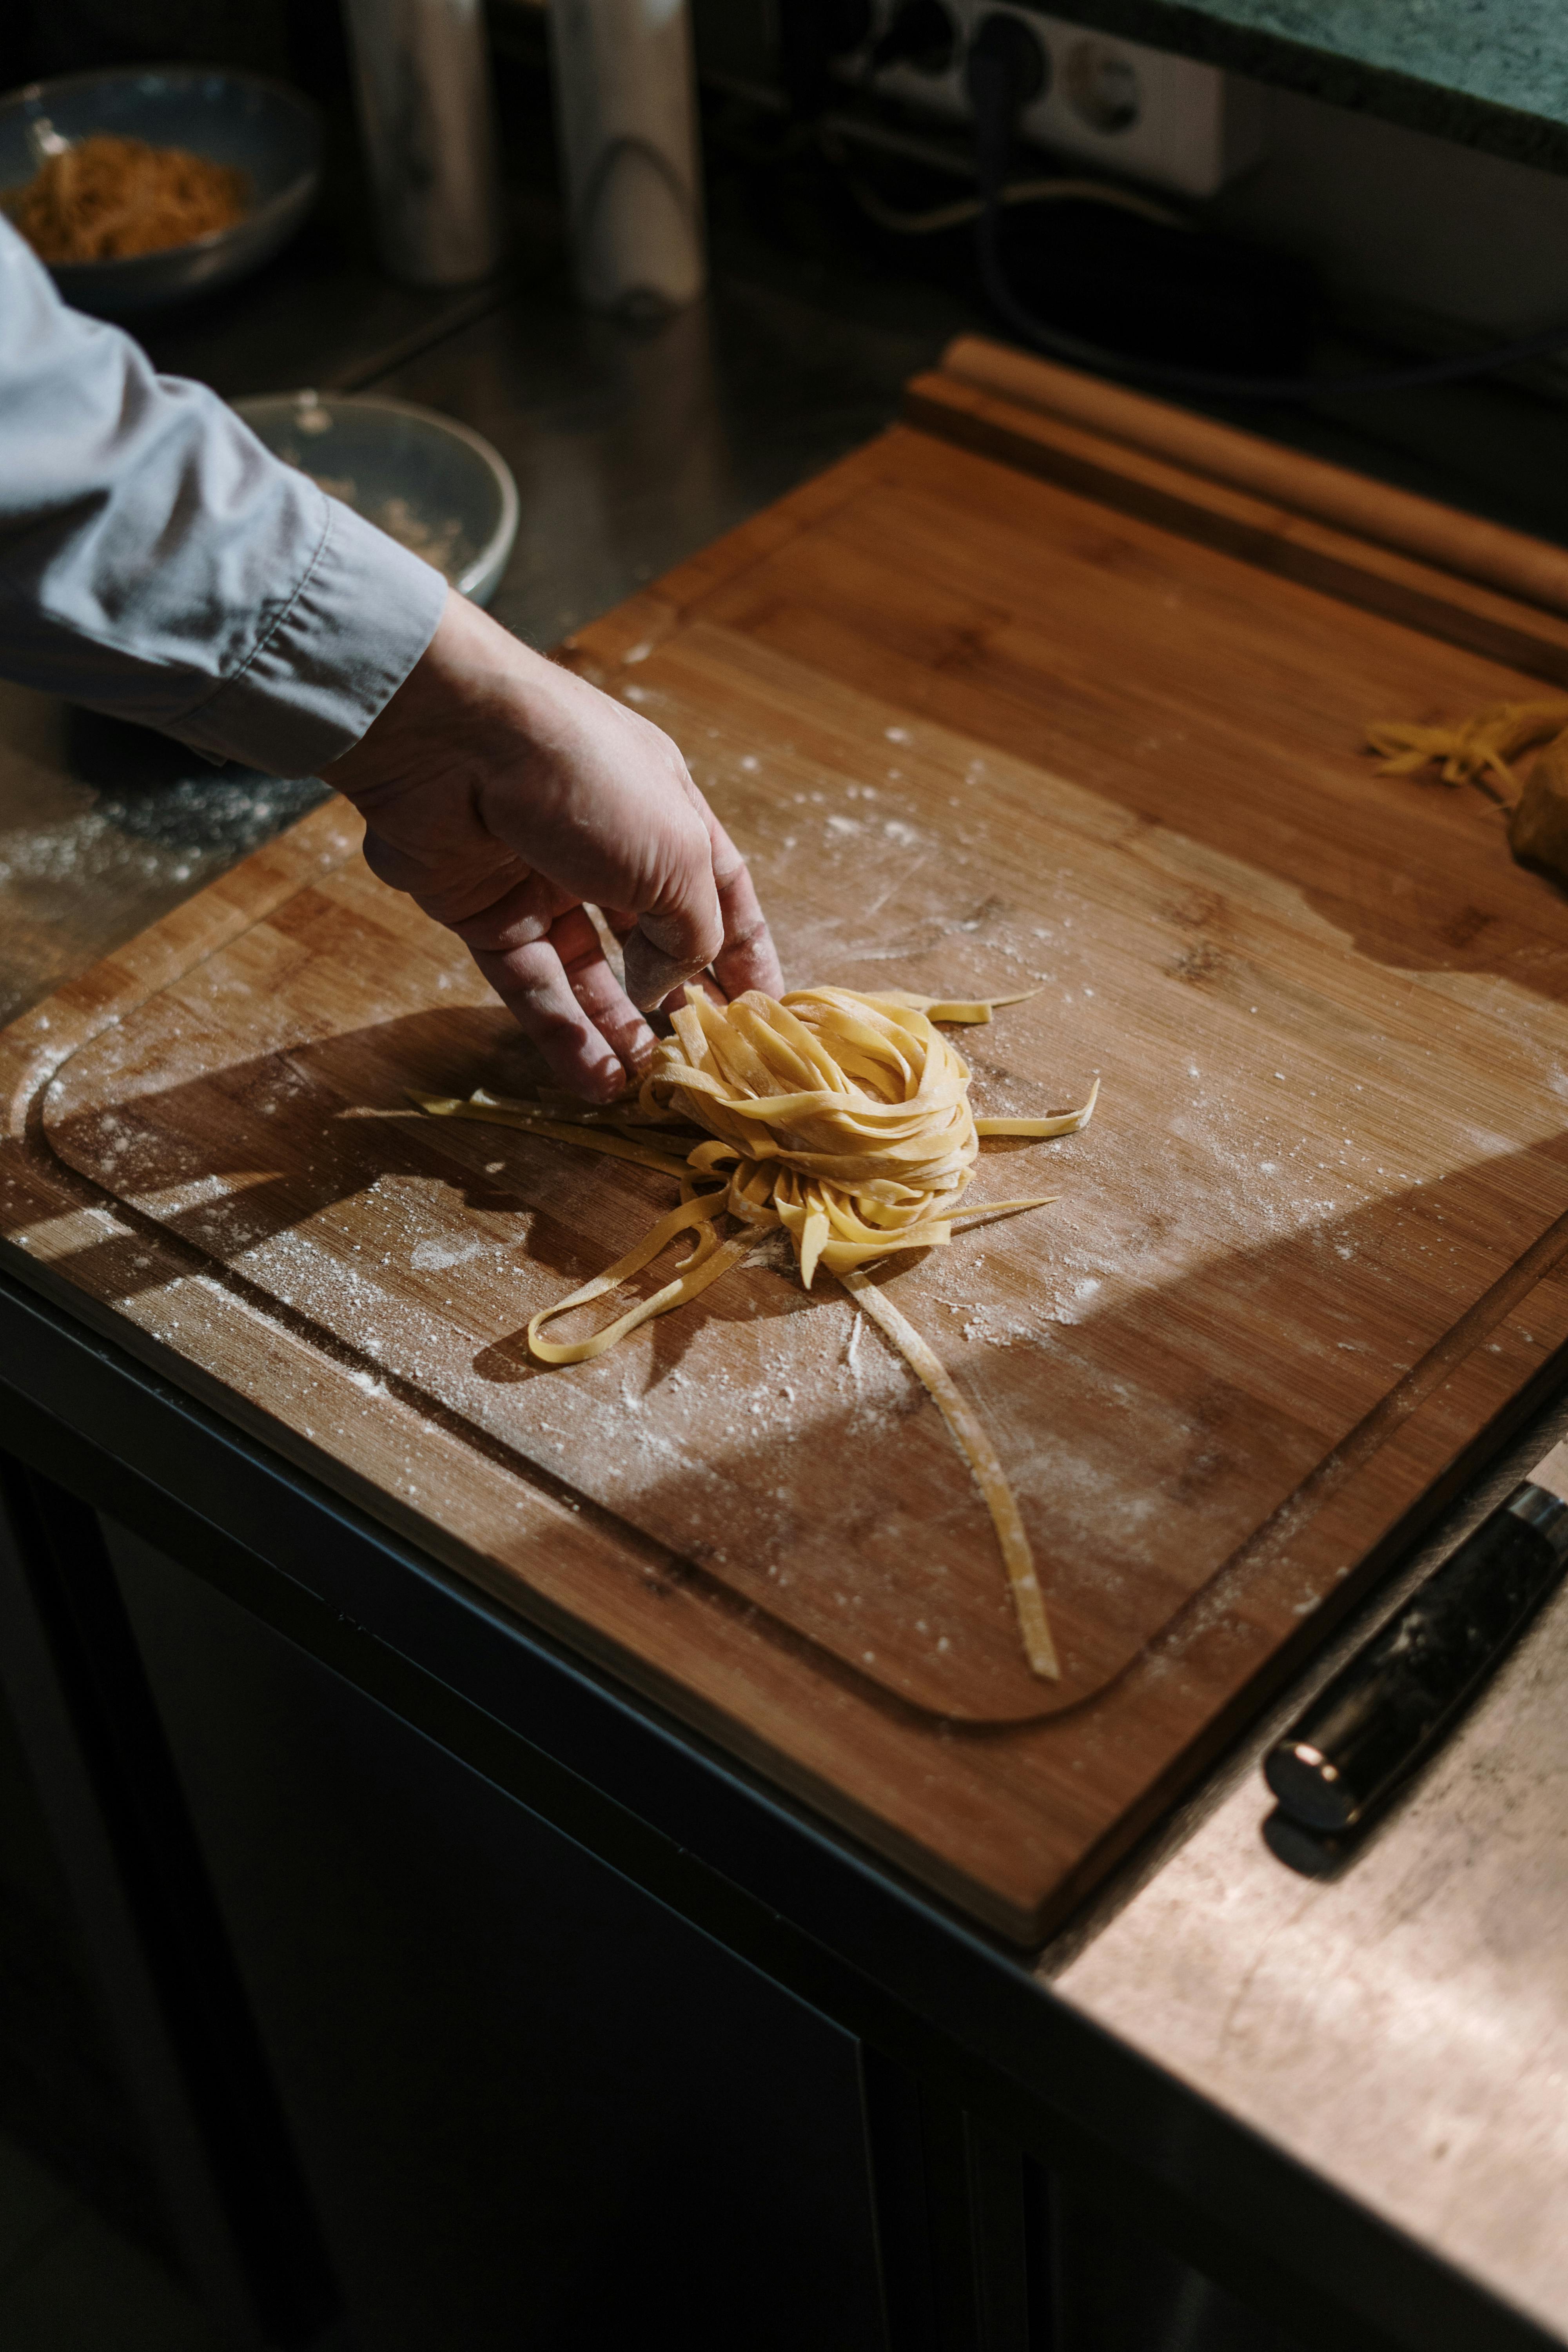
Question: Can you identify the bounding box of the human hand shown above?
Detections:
[321,590,782,1102]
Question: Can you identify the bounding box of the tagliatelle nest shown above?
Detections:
[413,984,1100,1681]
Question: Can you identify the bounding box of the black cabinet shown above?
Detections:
[107,1518,889,2352]
[2,1274,1486,2352]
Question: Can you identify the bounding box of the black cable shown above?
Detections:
[965,39,1568,403]
[819,119,1188,235]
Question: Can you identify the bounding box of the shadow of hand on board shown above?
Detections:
[25,994,1568,1728]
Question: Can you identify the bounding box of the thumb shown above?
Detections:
[621,850,724,1011]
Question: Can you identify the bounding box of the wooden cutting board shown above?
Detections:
[10,338,1568,1936]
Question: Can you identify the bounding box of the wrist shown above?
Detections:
[321,590,558,804]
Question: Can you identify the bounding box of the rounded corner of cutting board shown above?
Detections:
[21,374,1568,1920]
[26,891,1286,1735]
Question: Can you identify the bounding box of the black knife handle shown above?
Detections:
[1265,1482,1568,1833]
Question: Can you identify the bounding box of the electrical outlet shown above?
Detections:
[837,2,1265,200]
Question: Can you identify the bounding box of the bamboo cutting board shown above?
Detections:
[11,339,1568,1936]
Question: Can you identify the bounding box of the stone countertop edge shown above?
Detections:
[1035,0,1568,176]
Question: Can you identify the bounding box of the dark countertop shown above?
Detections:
[1041,0,1568,175]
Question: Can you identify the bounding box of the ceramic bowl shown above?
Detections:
[0,65,322,315]
[233,390,520,608]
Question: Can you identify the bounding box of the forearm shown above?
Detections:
[0,217,781,1098]
[0,218,445,772]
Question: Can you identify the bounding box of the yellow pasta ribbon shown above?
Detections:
[1365,699,1568,795]
[414,985,1098,1681]
[528,1195,753,1365]
[842,1270,1060,1681]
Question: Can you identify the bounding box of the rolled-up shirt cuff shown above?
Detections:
[172,493,450,774]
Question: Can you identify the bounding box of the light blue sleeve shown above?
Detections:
[0,216,449,773]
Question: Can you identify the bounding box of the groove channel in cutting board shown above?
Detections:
[23,342,1568,1932]
[40,619,1568,1723]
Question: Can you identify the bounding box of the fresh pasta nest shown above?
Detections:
[638,982,1078,1281]
[413,984,1099,1681]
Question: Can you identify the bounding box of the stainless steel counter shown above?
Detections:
[1050,1380,1568,2345]
[7,111,1568,2348]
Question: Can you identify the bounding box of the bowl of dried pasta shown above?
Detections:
[0,65,321,315]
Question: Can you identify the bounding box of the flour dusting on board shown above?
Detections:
[38,651,1568,1724]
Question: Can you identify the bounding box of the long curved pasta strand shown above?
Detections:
[840,1268,1060,1682]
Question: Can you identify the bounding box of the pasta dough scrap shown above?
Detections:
[1365,700,1568,797]
[413,985,1098,1682]
[1365,698,1568,889]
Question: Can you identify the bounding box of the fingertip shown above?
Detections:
[477,938,634,1105]
[624,1018,659,1075]
[747,940,786,998]
[623,929,709,1013]
[625,855,724,1008]
[544,1039,626,1104]
[713,923,785,1004]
